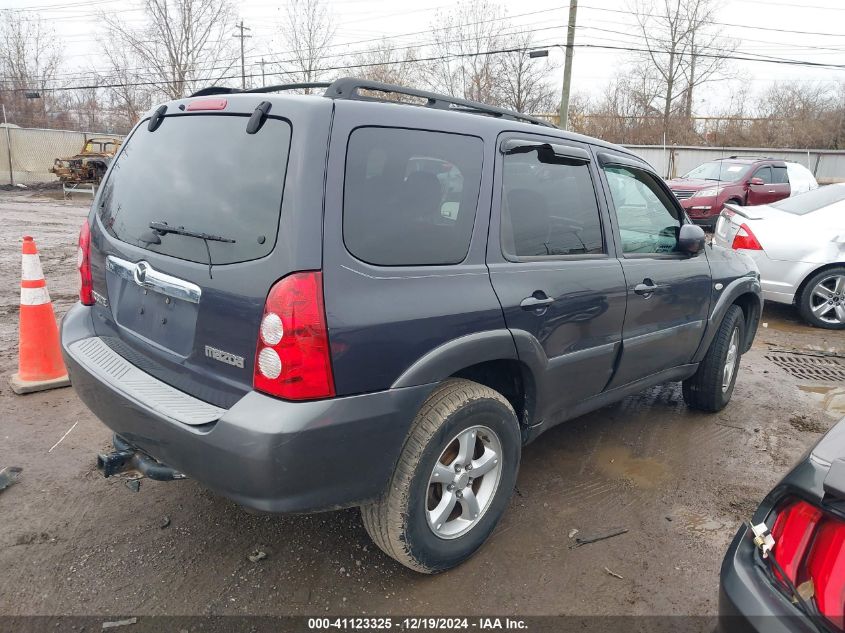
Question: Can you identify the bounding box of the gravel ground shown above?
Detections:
[0,192,842,619]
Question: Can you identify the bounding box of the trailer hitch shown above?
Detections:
[96,435,186,487]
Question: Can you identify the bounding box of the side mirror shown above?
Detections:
[678,223,706,256]
[749,177,764,186]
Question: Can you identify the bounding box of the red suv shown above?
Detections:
[666,156,818,228]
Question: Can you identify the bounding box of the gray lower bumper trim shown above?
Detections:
[68,337,225,426]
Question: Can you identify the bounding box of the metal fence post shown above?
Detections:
[2,104,13,186]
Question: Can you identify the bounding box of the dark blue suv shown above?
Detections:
[61,78,762,573]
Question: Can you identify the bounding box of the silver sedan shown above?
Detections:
[713,183,845,329]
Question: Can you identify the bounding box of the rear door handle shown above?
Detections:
[520,294,555,309]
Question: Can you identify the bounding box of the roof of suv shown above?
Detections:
[179,76,638,161]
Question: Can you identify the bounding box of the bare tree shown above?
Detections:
[422,0,506,105]
[350,39,420,87]
[631,0,735,139]
[753,82,839,148]
[103,0,237,100]
[0,11,62,127]
[97,45,154,132]
[496,31,558,114]
[277,0,336,91]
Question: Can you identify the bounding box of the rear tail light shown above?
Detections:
[770,498,845,629]
[805,519,845,630]
[731,223,763,250]
[771,500,823,584]
[253,271,335,400]
[77,220,94,306]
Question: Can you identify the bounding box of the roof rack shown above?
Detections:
[189,82,331,97]
[188,77,555,128]
[724,155,776,160]
[324,77,555,128]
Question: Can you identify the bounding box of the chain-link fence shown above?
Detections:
[0,126,125,186]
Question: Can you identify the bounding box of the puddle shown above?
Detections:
[798,384,845,416]
[594,445,667,488]
[678,510,728,533]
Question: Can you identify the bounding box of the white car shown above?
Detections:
[713,183,845,329]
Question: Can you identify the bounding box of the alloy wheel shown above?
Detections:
[426,425,503,540]
[810,274,845,325]
[722,327,740,392]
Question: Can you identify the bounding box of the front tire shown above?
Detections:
[361,378,521,573]
[683,305,745,412]
[798,266,845,330]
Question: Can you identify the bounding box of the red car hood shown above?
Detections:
[666,178,728,190]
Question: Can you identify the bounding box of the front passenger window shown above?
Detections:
[603,166,681,255]
[753,166,773,184]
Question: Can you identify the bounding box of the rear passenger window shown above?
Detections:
[343,127,483,266]
[773,166,788,184]
[500,144,603,258]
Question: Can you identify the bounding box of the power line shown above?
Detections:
[578,3,845,37]
[10,39,845,95]
[12,6,567,85]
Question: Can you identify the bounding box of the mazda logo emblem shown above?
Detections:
[134,261,149,285]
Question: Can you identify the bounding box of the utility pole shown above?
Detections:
[233,21,252,89]
[259,57,267,86]
[559,0,578,130]
[2,104,13,186]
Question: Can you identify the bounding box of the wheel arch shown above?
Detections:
[732,291,763,353]
[693,275,763,362]
[390,330,537,431]
[450,359,536,431]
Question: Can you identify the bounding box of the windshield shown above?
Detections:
[771,184,845,216]
[98,114,291,265]
[682,161,749,182]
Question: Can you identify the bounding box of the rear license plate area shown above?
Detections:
[106,272,198,357]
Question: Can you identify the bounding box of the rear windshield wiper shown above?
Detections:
[149,221,235,279]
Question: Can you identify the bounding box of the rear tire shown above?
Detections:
[361,378,520,573]
[797,266,845,330]
[683,305,745,412]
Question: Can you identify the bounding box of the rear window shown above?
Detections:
[343,127,483,266]
[98,115,291,265]
[772,184,845,215]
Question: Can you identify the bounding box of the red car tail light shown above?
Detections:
[771,500,823,584]
[804,518,845,630]
[77,220,94,306]
[769,498,845,629]
[253,271,335,401]
[731,223,763,250]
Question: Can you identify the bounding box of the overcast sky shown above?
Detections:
[5,0,845,115]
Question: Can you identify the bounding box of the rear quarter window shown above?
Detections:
[343,127,483,266]
[98,114,291,265]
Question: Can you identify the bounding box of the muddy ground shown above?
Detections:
[0,192,843,618]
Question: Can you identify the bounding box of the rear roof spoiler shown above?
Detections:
[722,203,769,221]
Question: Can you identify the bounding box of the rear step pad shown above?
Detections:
[69,337,225,426]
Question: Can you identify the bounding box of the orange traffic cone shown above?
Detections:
[9,236,70,394]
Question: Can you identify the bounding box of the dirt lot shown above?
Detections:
[0,192,843,619]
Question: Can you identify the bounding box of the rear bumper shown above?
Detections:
[719,526,816,633]
[61,303,434,513]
